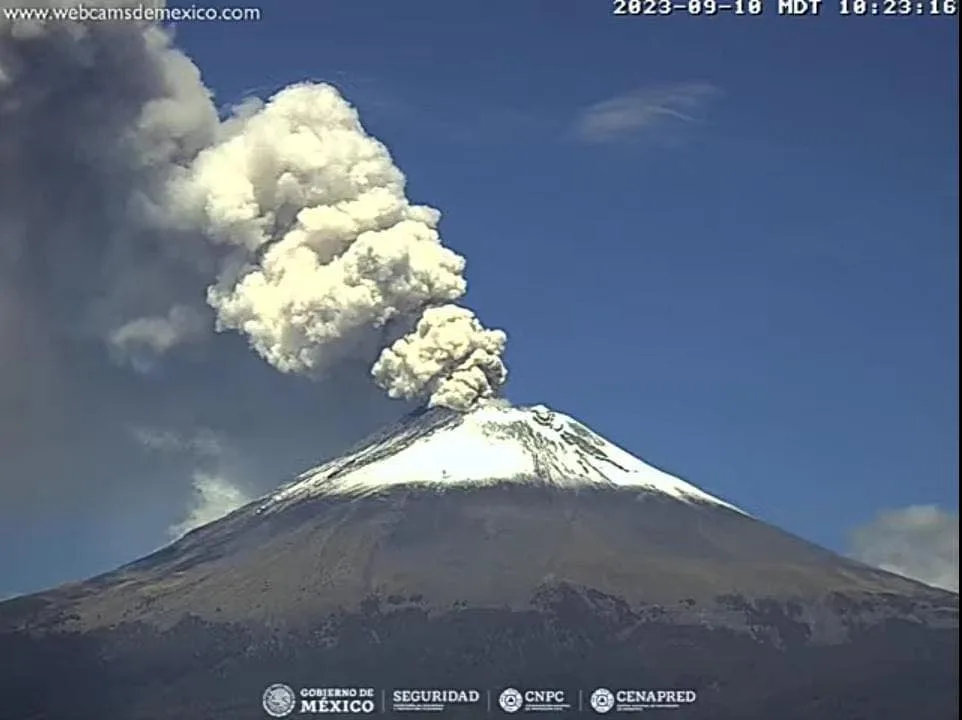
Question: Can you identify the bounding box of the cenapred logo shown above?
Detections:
[262,683,297,717]
[498,688,524,713]
[589,688,615,714]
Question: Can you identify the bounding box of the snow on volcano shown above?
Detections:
[261,400,744,514]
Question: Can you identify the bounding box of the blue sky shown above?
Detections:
[0,2,957,596]
[176,5,958,541]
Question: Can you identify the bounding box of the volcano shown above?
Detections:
[1,401,957,719]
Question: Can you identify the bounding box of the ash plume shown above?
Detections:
[168,82,508,410]
[372,305,507,410]
[0,0,219,366]
[1,1,508,412]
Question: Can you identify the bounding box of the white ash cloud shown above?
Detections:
[1,1,507,410]
[372,305,507,411]
[850,505,959,593]
[167,81,508,410]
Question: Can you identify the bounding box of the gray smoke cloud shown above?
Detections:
[1,0,507,411]
[849,505,959,593]
[108,304,208,371]
[132,426,252,538]
[0,0,220,368]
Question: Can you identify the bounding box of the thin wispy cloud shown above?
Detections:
[131,426,224,458]
[849,505,959,593]
[167,472,251,539]
[573,82,722,144]
[309,72,543,145]
[132,426,252,538]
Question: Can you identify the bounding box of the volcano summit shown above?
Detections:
[0,402,957,719]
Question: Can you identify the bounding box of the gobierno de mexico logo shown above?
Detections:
[262,684,297,717]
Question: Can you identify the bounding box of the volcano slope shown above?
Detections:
[0,402,957,719]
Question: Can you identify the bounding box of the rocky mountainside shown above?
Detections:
[0,402,957,719]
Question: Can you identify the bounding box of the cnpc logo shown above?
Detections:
[262,684,376,716]
[498,688,569,713]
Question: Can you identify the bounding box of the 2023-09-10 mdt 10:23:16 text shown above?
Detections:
[612,0,957,16]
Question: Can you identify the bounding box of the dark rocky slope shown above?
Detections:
[1,485,957,720]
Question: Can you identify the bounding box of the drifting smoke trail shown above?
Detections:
[1,1,508,411]
[0,0,219,363]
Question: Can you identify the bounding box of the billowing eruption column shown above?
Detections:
[170,83,508,411]
[0,2,508,412]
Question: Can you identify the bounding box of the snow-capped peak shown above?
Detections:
[261,400,745,514]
